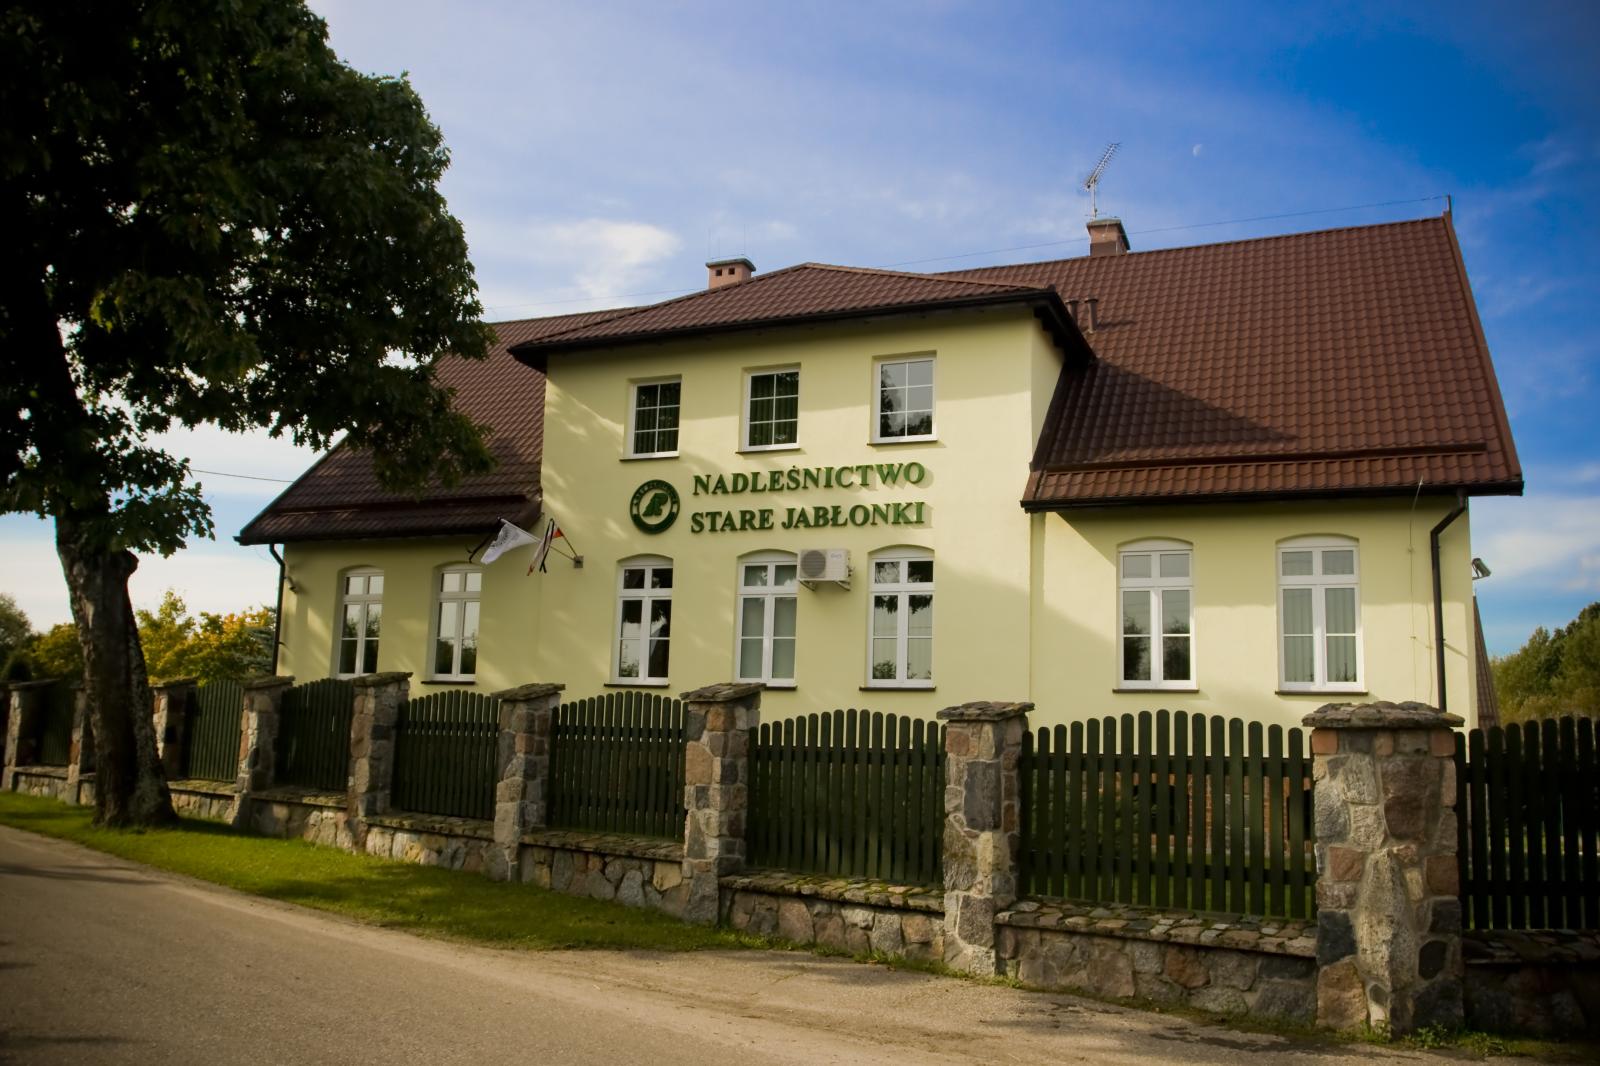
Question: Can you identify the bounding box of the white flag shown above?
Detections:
[480,519,537,564]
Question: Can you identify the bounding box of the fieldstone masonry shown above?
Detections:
[1307,701,1464,1035]
[680,682,763,924]
[347,671,409,845]
[938,700,1031,976]
[150,678,198,781]
[492,682,564,880]
[2,680,54,790]
[232,675,292,827]
[62,684,91,804]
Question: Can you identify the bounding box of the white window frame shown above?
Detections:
[741,367,801,452]
[865,547,935,689]
[1277,536,1364,693]
[429,564,482,681]
[334,567,383,678]
[614,555,673,686]
[871,354,937,444]
[733,552,798,687]
[625,376,682,459]
[1117,540,1195,691]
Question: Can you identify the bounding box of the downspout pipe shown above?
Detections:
[1430,492,1468,714]
[268,545,286,675]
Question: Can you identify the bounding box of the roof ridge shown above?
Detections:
[937,214,1448,278]
[803,261,1039,290]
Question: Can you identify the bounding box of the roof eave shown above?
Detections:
[1019,477,1525,513]
[508,289,1085,372]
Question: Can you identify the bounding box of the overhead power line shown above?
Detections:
[189,467,295,484]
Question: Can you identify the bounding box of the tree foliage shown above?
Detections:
[0,591,31,666]
[136,590,274,683]
[1493,602,1600,723]
[1,0,494,825]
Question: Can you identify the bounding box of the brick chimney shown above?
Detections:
[707,256,755,290]
[1086,218,1130,257]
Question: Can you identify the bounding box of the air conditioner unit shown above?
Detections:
[797,547,851,588]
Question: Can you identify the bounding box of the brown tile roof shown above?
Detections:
[237,311,619,545]
[506,262,1079,368]
[939,215,1521,507]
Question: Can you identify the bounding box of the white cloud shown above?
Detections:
[0,533,279,631]
[1473,493,1600,591]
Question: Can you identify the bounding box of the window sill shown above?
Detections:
[1116,685,1199,693]
[1276,688,1368,697]
[606,680,670,688]
[869,435,938,447]
[860,683,935,691]
[421,678,478,687]
[743,681,797,690]
[621,453,679,462]
[738,444,802,455]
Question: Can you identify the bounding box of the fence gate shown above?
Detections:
[391,690,500,821]
[274,678,354,791]
[183,680,244,782]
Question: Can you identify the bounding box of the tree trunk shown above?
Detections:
[55,518,174,828]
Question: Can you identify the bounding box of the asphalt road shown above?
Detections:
[0,826,1448,1065]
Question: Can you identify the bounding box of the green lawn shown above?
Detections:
[0,792,753,952]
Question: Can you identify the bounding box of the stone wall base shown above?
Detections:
[8,767,89,805]
[998,901,1318,1023]
[365,814,497,873]
[1464,931,1600,1036]
[168,782,239,822]
[720,872,944,962]
[519,829,689,917]
[249,789,354,850]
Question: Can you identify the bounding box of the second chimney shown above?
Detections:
[1086,218,1131,257]
[707,256,755,290]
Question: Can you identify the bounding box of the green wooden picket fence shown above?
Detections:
[548,691,686,839]
[182,680,243,782]
[749,709,946,887]
[1455,716,1600,932]
[391,690,500,821]
[1020,711,1316,919]
[35,682,77,767]
[274,678,353,791]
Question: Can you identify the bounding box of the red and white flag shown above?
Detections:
[529,520,565,574]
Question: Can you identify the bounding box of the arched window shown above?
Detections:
[1118,539,1194,689]
[867,547,934,687]
[616,555,672,684]
[336,568,383,677]
[432,564,482,680]
[735,551,797,685]
[1278,536,1362,692]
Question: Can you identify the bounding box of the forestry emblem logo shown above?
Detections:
[629,479,680,534]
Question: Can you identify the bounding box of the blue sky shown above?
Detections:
[2,0,1596,653]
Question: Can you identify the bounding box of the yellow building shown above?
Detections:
[241,214,1521,731]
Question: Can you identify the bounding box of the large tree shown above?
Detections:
[1,1,494,826]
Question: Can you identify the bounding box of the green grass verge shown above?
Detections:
[0,792,754,952]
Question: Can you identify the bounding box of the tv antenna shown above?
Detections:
[1083,142,1120,219]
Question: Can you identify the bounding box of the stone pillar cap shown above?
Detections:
[1302,700,1463,729]
[681,682,765,703]
[938,700,1034,722]
[492,681,565,701]
[350,671,413,687]
[149,676,200,688]
[242,674,296,690]
[5,679,63,690]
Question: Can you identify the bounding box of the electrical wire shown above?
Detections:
[188,467,295,484]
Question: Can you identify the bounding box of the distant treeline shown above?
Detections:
[1493,602,1600,723]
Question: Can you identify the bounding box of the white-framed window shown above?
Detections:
[1277,536,1363,692]
[873,355,935,442]
[1118,540,1194,689]
[432,565,482,680]
[735,552,798,686]
[742,368,800,450]
[336,568,383,677]
[627,378,681,458]
[867,548,934,687]
[616,556,672,684]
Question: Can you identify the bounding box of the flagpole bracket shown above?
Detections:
[572,555,584,569]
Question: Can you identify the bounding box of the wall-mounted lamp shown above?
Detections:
[1471,557,1491,581]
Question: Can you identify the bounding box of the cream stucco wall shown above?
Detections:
[271,307,1480,734]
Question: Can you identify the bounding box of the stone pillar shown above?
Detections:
[347,672,410,842]
[151,678,199,780]
[1306,701,1465,1036]
[63,684,91,805]
[231,676,293,827]
[2,681,54,790]
[680,682,763,925]
[491,682,565,881]
[938,700,1031,976]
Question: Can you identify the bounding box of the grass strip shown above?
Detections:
[0,792,752,952]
